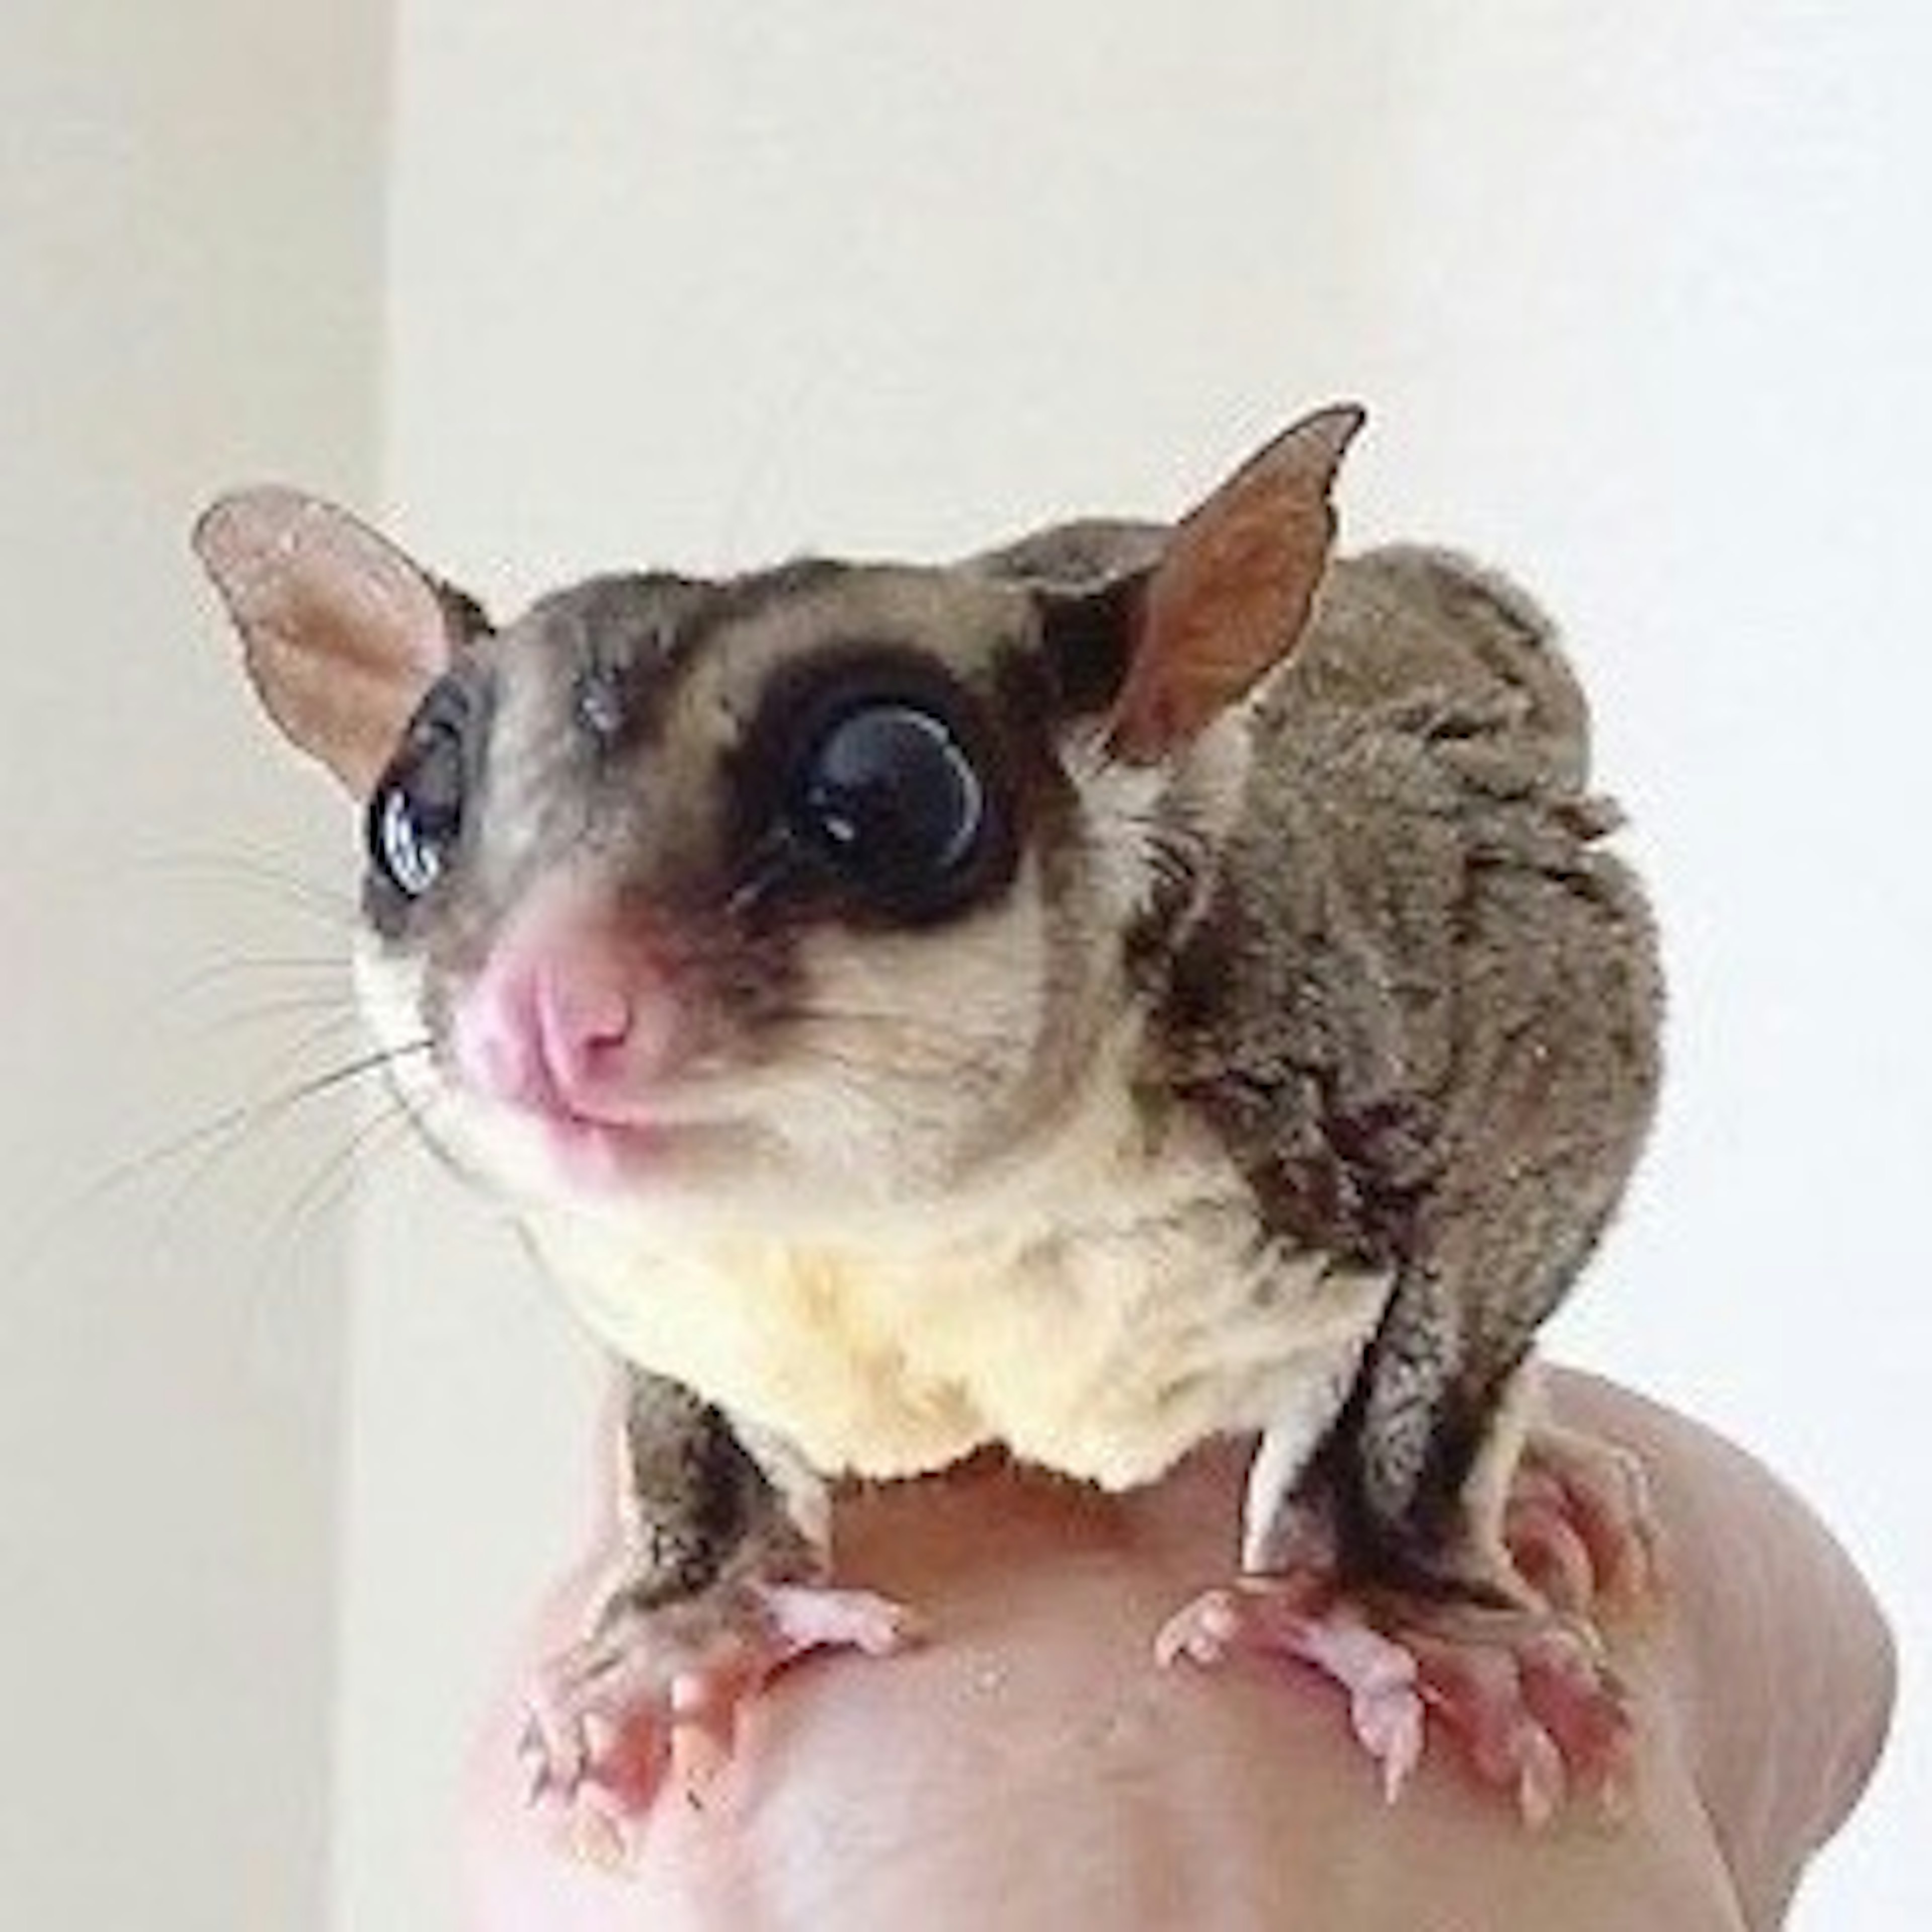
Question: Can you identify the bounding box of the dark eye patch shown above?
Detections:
[362,671,490,937]
[730,648,1016,929]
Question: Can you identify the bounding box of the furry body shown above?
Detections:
[198,407,1662,1820]
[368,543,1657,1551]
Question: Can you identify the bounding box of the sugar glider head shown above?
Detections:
[193,407,1360,1228]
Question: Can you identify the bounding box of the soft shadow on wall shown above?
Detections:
[1,2,389,1930]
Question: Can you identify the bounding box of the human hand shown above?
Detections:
[462,1369,1891,1931]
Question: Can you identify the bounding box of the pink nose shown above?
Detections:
[530,961,635,1093]
[449,886,672,1124]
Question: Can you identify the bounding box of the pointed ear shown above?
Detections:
[192,487,486,796]
[1104,404,1364,764]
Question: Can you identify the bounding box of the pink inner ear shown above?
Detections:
[195,487,463,796]
[244,624,446,799]
[1106,405,1363,764]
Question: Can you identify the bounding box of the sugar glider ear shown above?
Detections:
[1098,404,1364,764]
[192,487,487,796]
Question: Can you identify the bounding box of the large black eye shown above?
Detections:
[791,702,988,905]
[365,701,470,902]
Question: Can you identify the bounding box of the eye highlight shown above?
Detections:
[364,682,475,909]
[781,693,999,922]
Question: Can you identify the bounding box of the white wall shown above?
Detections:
[351,3,1930,1924]
[0,2,388,1925]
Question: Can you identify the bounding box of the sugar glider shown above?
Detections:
[196,405,1662,1839]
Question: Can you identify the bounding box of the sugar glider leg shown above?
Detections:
[1163,1357,1656,1824]
[521,1364,917,1856]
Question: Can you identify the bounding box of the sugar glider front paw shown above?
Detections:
[520,1368,920,1864]
[1158,1575,1633,1825]
[1159,1423,1659,1825]
[522,1545,919,1864]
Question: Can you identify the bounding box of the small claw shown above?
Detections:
[666,1657,759,1804]
[1417,1607,1637,1826]
[519,1739,552,1809]
[1514,1723,1565,1829]
[1515,1627,1634,1808]
[581,1710,621,1770]
[1595,1745,1637,1826]
[518,1705,581,1808]
[566,1794,634,1873]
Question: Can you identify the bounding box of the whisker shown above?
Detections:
[124,955,355,1055]
[178,995,362,1039]
[171,1041,438,1241]
[86,1040,435,1208]
[123,848,359,928]
[244,1011,386,1093]
[12,1038,436,1286]
[255,1095,422,1280]
[157,954,351,1002]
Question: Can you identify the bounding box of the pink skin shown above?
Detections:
[450,881,680,1183]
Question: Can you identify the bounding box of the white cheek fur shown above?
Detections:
[527,1020,1391,1491]
[1062,709,1254,939]
[754,879,1058,1195]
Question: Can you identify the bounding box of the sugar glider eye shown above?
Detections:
[365,683,474,902]
[789,701,989,913]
